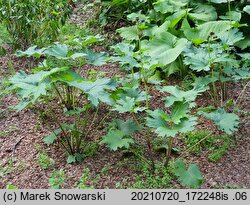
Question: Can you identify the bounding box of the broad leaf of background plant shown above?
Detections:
[210,0,235,3]
[112,97,135,113]
[217,28,244,46]
[83,49,109,66]
[174,159,203,188]
[114,118,140,135]
[43,128,62,145]
[198,108,240,134]
[117,26,139,41]
[183,21,231,44]
[143,31,188,65]
[100,130,134,151]
[243,5,250,15]
[45,44,68,59]
[16,46,45,58]
[171,101,189,124]
[184,47,210,72]
[9,67,69,110]
[153,0,188,14]
[70,78,117,107]
[118,86,147,102]
[159,86,206,107]
[189,4,217,22]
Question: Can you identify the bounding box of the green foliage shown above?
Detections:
[34,144,55,169]
[75,168,95,189]
[182,130,234,162]
[48,169,66,189]
[37,153,55,170]
[0,0,72,49]
[6,184,18,190]
[9,44,116,162]
[159,85,208,108]
[100,118,140,151]
[143,31,188,66]
[0,125,18,138]
[147,105,197,137]
[127,162,173,189]
[100,130,134,151]
[174,159,203,188]
[199,108,240,135]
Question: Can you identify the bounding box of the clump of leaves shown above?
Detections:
[75,168,97,189]
[182,130,234,162]
[48,169,66,189]
[128,162,173,189]
[8,44,117,163]
[34,144,55,170]
[100,118,140,151]
[146,86,203,166]
[0,0,72,49]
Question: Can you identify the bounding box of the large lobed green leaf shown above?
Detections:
[143,31,188,66]
[198,108,240,135]
[100,130,134,151]
[174,159,203,188]
[146,104,197,137]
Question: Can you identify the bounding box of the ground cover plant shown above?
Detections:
[0,0,249,189]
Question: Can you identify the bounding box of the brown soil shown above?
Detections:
[0,3,249,189]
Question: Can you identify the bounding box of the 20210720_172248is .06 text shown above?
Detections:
[18,191,106,201]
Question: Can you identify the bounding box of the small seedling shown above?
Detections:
[48,169,66,189]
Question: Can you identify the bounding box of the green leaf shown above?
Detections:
[100,130,134,151]
[153,0,188,14]
[210,0,234,3]
[199,108,240,134]
[159,86,206,107]
[83,49,108,66]
[43,129,62,145]
[9,67,69,110]
[143,31,188,65]
[220,11,242,21]
[67,155,76,164]
[66,78,116,107]
[114,118,141,135]
[6,184,18,190]
[117,26,139,41]
[174,159,203,188]
[217,28,244,46]
[16,46,45,58]
[189,4,217,22]
[243,5,250,15]
[45,44,68,59]
[171,101,189,124]
[184,47,210,72]
[146,109,197,137]
[183,21,231,43]
[112,96,136,113]
[78,34,104,47]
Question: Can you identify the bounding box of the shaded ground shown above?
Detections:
[0,3,249,189]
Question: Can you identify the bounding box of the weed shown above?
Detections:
[48,169,66,189]
[121,162,174,189]
[37,153,55,170]
[6,183,18,189]
[0,160,15,178]
[0,159,27,178]
[182,130,234,162]
[0,125,18,138]
[75,168,96,189]
[34,144,55,170]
